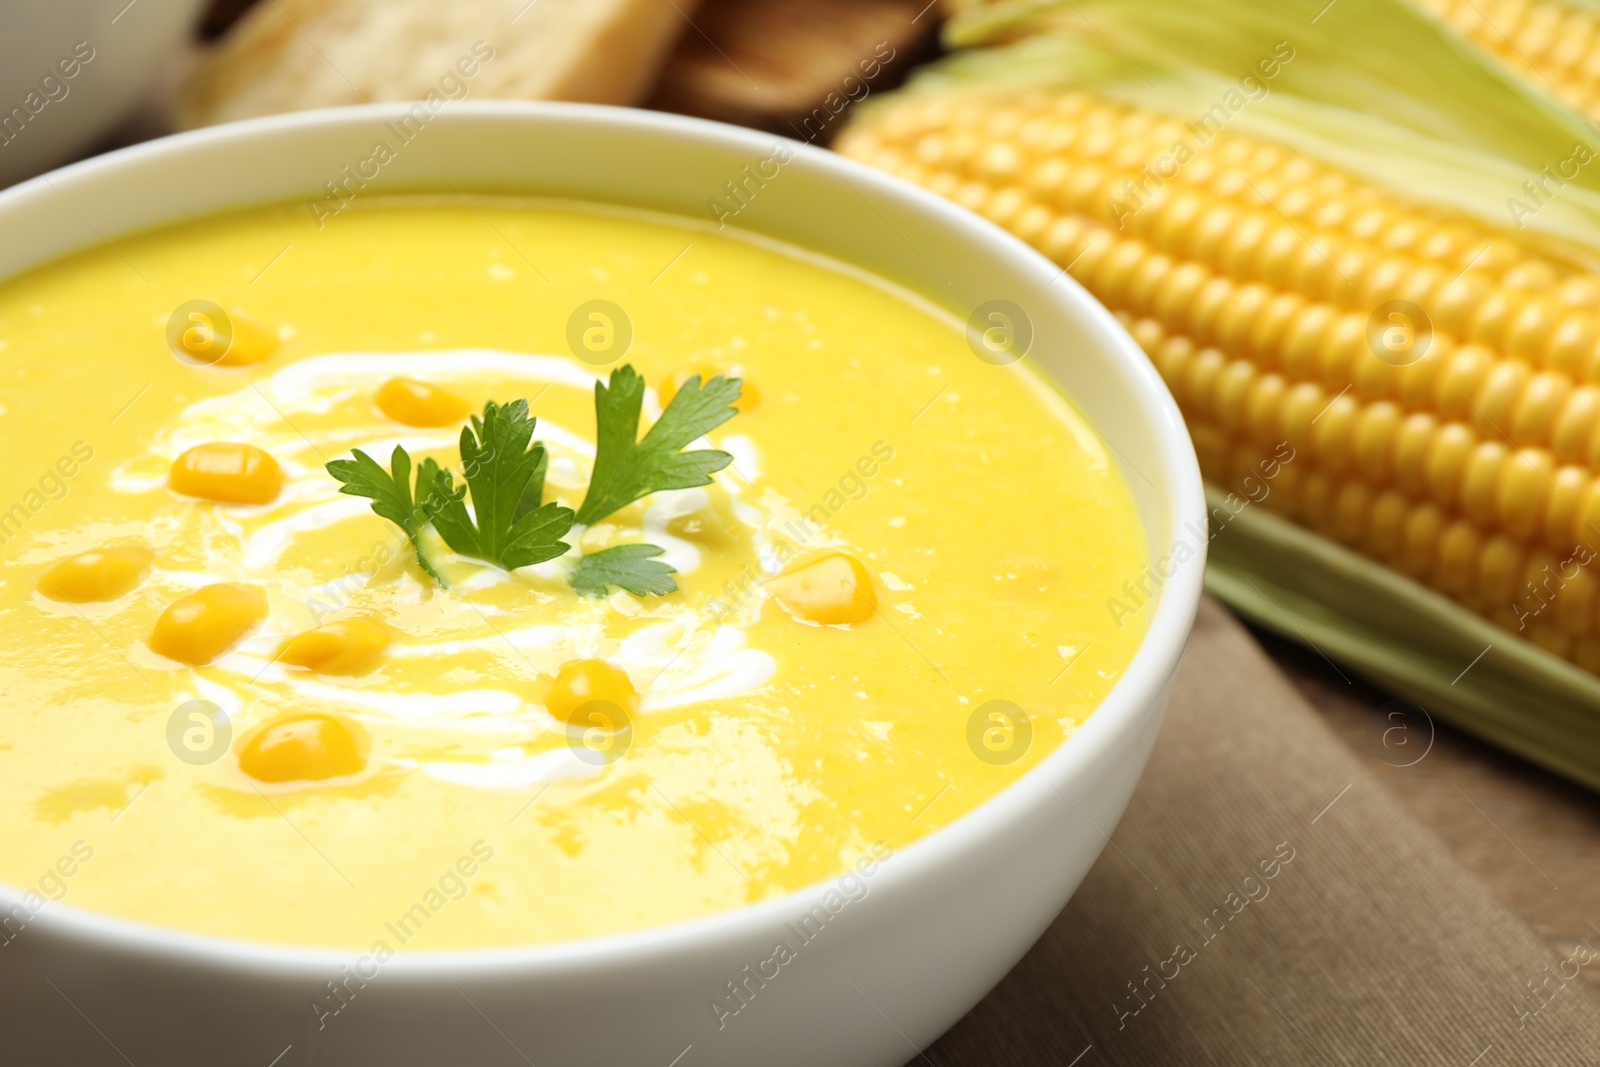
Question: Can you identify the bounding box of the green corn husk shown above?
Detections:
[843,0,1600,788]
[1404,0,1600,128]
[1205,487,1600,790]
[924,0,1600,262]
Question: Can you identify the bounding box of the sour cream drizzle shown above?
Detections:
[117,350,778,789]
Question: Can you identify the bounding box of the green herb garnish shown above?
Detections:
[326,364,741,598]
[574,366,741,526]
[329,400,575,582]
[325,445,452,584]
[571,543,679,597]
[424,399,575,571]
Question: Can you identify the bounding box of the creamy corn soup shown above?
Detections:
[0,196,1146,949]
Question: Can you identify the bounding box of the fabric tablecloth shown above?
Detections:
[930,598,1600,1065]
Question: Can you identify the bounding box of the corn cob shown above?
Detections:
[1413,0,1600,119]
[837,88,1600,672]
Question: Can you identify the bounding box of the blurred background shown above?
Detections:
[3,0,944,185]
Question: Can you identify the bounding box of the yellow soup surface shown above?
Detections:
[0,196,1148,949]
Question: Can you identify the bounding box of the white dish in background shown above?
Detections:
[0,0,202,187]
[0,103,1204,1066]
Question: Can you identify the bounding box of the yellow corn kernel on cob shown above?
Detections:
[837,87,1600,670]
[1414,0,1600,119]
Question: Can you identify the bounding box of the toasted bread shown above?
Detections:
[174,0,697,129]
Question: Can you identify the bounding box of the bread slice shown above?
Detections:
[174,0,698,130]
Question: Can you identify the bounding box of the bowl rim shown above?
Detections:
[0,100,1206,978]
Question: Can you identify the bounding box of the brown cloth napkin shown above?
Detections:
[927,598,1600,1065]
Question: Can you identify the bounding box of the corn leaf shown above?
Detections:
[1205,486,1600,790]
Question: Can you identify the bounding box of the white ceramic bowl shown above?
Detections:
[0,103,1204,1066]
[0,0,203,187]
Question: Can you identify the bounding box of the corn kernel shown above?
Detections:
[1331,482,1370,544]
[375,377,472,427]
[767,553,877,625]
[1434,347,1491,420]
[276,618,393,676]
[1469,359,1531,437]
[1310,394,1358,473]
[1189,277,1235,343]
[238,714,366,784]
[1126,254,1174,315]
[149,583,267,666]
[660,367,758,412]
[1255,226,1303,287]
[1424,422,1475,508]
[168,443,283,505]
[1551,385,1600,461]
[1247,293,1304,363]
[1152,261,1209,327]
[174,306,279,367]
[1279,382,1326,456]
[1152,333,1193,390]
[37,545,152,603]
[1211,361,1255,430]
[1095,239,1148,305]
[1494,449,1553,541]
[1505,299,1556,363]
[1541,466,1589,551]
[1350,402,1400,484]
[1400,504,1446,577]
[1459,441,1508,526]
[1435,521,1483,595]
[1391,413,1438,495]
[1184,350,1226,420]
[1314,312,1365,389]
[218,309,280,366]
[1281,305,1335,381]
[1366,490,1408,557]
[1297,470,1335,527]
[1542,314,1594,376]
[1244,372,1287,443]
[545,659,639,725]
[1511,371,1571,446]
[1477,535,1526,603]
[1558,566,1597,639]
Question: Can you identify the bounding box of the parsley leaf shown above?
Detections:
[425,399,576,570]
[326,369,742,598]
[327,400,575,579]
[326,445,449,584]
[574,366,741,526]
[571,544,679,597]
